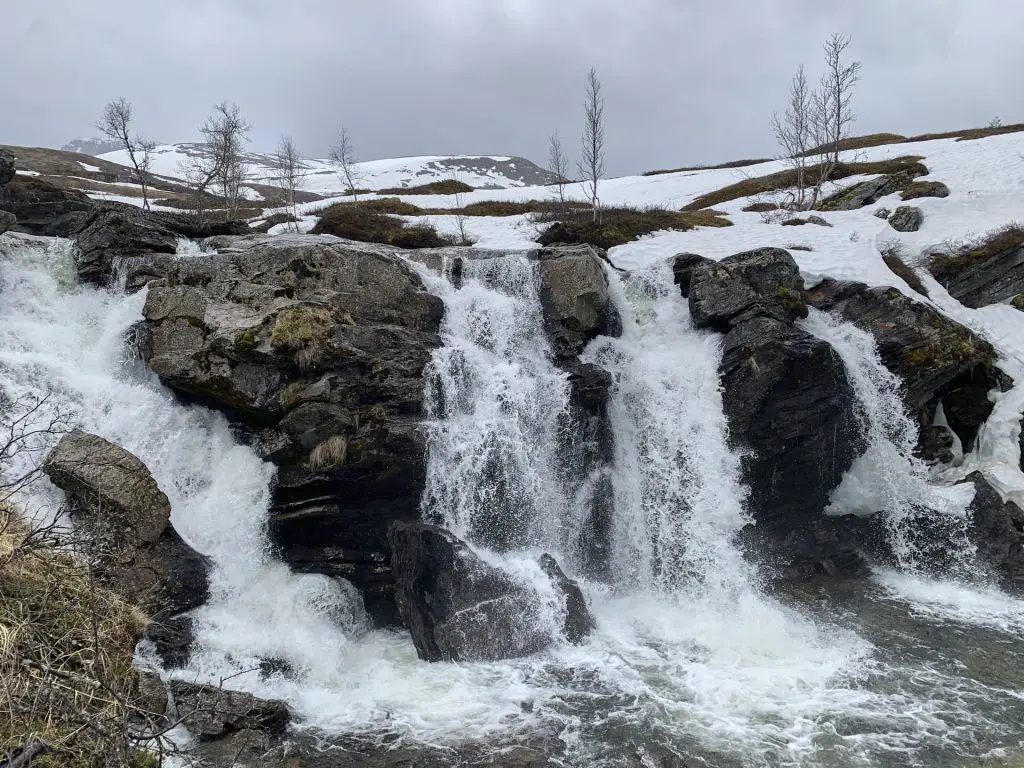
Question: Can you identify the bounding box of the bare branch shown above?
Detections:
[576,67,605,222]
[274,135,306,231]
[548,132,570,210]
[329,125,364,201]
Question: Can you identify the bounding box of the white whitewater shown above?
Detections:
[3,235,1023,766]
[800,308,977,573]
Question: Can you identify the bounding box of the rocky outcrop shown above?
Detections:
[0,148,15,185]
[42,430,210,665]
[684,249,864,532]
[687,248,809,332]
[901,180,950,201]
[537,244,619,359]
[388,521,593,661]
[742,515,883,583]
[966,473,1024,592]
[141,234,444,624]
[0,177,95,237]
[137,672,288,741]
[819,162,928,211]
[927,229,1024,308]
[0,210,14,236]
[672,253,713,297]
[888,206,924,232]
[802,280,995,428]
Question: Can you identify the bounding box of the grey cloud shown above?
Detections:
[2,0,1022,176]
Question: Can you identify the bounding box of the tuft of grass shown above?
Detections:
[743,202,780,213]
[307,435,348,472]
[879,241,929,297]
[270,307,333,370]
[377,179,475,196]
[311,203,453,248]
[352,197,425,216]
[1012,294,1024,311]
[681,156,927,212]
[929,223,1024,281]
[0,506,154,768]
[786,244,813,252]
[799,133,908,157]
[537,205,732,250]
[643,158,773,177]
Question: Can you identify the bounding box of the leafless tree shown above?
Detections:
[196,102,252,221]
[577,67,605,222]
[815,33,862,167]
[547,132,571,209]
[329,125,364,200]
[274,135,306,231]
[97,98,155,211]
[771,65,815,210]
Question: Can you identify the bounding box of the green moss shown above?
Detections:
[235,326,258,352]
[1012,294,1024,311]
[270,307,332,348]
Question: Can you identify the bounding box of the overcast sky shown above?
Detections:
[3,0,1022,176]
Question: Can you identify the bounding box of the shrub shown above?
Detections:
[743,202,780,213]
[250,212,300,233]
[929,223,1024,281]
[311,203,453,248]
[536,205,731,250]
[681,156,927,212]
[377,179,475,195]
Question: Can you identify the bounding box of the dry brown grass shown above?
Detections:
[311,203,455,248]
[681,156,927,212]
[308,435,349,472]
[377,179,475,195]
[643,158,773,177]
[879,241,929,297]
[0,506,155,767]
[536,204,731,250]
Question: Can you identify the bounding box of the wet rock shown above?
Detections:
[966,473,1024,592]
[888,205,924,233]
[0,177,94,236]
[388,520,593,661]
[688,247,807,332]
[141,234,444,624]
[137,672,289,739]
[537,244,619,358]
[672,252,714,298]
[74,207,180,286]
[719,317,864,531]
[915,425,956,465]
[0,148,15,185]
[42,430,210,664]
[0,210,14,236]
[807,279,996,414]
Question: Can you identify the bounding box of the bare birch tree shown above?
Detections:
[97,98,154,210]
[197,102,251,221]
[771,65,814,210]
[816,33,862,166]
[547,132,571,209]
[577,68,605,222]
[329,125,363,200]
[274,135,306,230]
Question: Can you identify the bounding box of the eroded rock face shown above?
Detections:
[388,521,593,662]
[929,241,1024,309]
[0,210,14,236]
[537,244,619,359]
[720,317,864,530]
[42,430,209,665]
[688,248,808,332]
[141,234,444,623]
[807,280,996,415]
[0,177,94,237]
[967,473,1024,592]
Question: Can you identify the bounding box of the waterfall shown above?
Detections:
[800,308,977,574]
[582,260,756,597]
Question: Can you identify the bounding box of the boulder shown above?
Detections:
[807,280,997,418]
[720,316,864,530]
[388,521,594,662]
[915,425,956,465]
[688,248,807,332]
[818,166,925,211]
[42,430,210,665]
[874,207,892,220]
[671,253,714,298]
[74,207,179,285]
[0,148,15,185]
[742,515,884,583]
[888,206,924,233]
[966,473,1024,592]
[141,234,444,624]
[0,210,14,236]
[0,177,94,236]
[537,244,619,359]
[137,672,289,739]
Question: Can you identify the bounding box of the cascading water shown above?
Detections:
[5,232,1024,767]
[800,308,978,575]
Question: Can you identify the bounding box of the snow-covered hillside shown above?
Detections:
[61,136,123,155]
[97,143,556,196]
